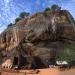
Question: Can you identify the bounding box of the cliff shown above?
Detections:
[0,10,75,50]
[0,9,75,69]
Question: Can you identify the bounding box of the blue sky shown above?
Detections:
[0,0,75,33]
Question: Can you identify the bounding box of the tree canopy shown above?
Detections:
[15,12,30,24]
[15,17,21,23]
[7,23,13,27]
[44,7,51,12]
[19,12,29,18]
[51,4,61,12]
[44,4,61,13]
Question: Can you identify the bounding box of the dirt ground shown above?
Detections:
[39,68,75,75]
[1,68,75,75]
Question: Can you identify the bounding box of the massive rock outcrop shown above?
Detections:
[0,10,75,69]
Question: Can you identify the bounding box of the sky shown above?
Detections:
[0,0,75,33]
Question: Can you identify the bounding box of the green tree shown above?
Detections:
[7,23,13,27]
[19,12,29,18]
[57,43,75,62]
[15,17,21,23]
[44,7,51,12]
[51,4,61,12]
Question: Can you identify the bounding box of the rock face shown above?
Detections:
[0,10,75,69]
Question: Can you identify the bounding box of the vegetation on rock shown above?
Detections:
[15,17,21,23]
[19,12,29,18]
[7,23,13,27]
[57,42,75,62]
[51,4,61,12]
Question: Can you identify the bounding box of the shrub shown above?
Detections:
[57,43,75,62]
[15,17,21,23]
[51,4,61,12]
[19,12,29,18]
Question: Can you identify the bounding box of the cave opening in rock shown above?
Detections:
[13,57,18,65]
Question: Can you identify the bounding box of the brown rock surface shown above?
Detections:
[0,10,75,69]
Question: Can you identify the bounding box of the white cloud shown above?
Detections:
[4,0,10,4]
